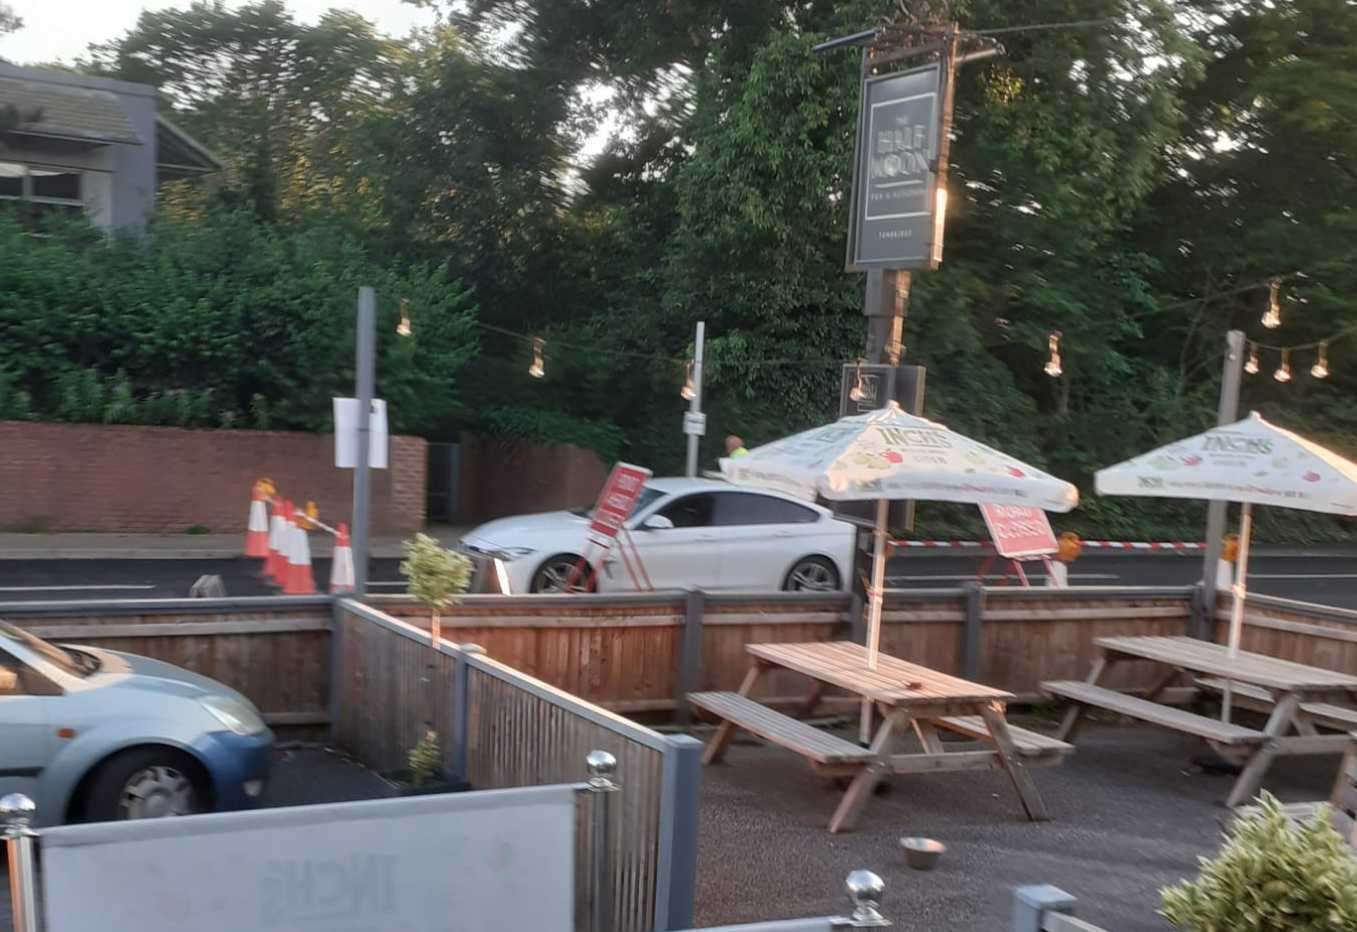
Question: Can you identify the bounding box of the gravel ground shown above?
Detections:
[691,723,1337,932]
[1,747,391,932]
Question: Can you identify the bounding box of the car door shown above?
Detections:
[624,493,721,590]
[0,645,58,802]
[709,491,824,590]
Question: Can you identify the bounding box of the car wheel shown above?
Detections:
[82,748,204,822]
[530,554,597,593]
[784,556,840,592]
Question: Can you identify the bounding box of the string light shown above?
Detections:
[1311,342,1329,379]
[1273,348,1292,383]
[1244,342,1260,375]
[1044,332,1063,378]
[849,359,867,401]
[395,298,412,337]
[1261,279,1282,329]
[529,337,546,379]
[680,360,696,400]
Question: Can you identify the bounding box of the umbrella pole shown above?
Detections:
[857,499,890,744]
[1221,501,1254,723]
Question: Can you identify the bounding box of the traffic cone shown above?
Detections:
[330,523,355,594]
[265,499,292,585]
[285,513,317,595]
[244,481,270,558]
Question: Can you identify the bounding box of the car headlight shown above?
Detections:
[490,547,536,562]
[200,695,268,736]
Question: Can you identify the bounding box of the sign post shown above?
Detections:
[568,463,654,592]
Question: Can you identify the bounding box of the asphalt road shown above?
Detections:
[0,550,1355,606]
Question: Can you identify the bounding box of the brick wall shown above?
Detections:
[457,433,608,523]
[0,421,425,533]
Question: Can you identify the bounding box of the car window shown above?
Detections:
[0,651,21,695]
[712,492,818,526]
[657,494,716,528]
[0,620,88,678]
[571,485,666,520]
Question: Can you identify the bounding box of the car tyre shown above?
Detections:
[530,554,597,593]
[81,747,205,822]
[783,556,841,592]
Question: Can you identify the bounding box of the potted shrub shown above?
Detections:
[399,532,472,644]
[1161,793,1357,931]
[386,729,470,796]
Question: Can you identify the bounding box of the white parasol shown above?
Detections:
[722,401,1078,676]
[1096,412,1357,717]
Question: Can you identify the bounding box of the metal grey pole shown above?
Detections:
[1197,329,1245,637]
[352,286,376,597]
[585,750,619,932]
[2,793,40,932]
[684,321,705,478]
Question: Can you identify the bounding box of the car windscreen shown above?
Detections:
[569,485,666,520]
[0,619,92,677]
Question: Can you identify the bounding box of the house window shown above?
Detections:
[0,161,84,214]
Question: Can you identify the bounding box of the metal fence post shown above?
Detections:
[654,735,702,931]
[830,870,890,929]
[328,596,345,744]
[586,750,620,932]
[962,582,985,680]
[450,644,484,782]
[3,793,40,932]
[675,590,705,725]
[1010,885,1076,932]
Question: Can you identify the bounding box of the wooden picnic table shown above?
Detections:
[690,641,1072,832]
[1045,635,1357,807]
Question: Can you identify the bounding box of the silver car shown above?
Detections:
[0,620,273,826]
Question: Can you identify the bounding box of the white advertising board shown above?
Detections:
[333,397,389,469]
[40,784,577,932]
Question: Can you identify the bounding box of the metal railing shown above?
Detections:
[332,598,702,932]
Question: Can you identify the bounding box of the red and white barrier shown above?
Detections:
[890,539,1205,551]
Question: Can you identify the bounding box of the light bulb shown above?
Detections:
[1044,332,1062,378]
[529,337,546,379]
[1312,342,1329,379]
[1261,279,1282,329]
[1273,348,1291,383]
[396,298,412,337]
[1244,343,1260,375]
[849,359,866,401]
[680,361,695,400]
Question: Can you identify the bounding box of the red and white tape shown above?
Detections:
[890,539,1204,551]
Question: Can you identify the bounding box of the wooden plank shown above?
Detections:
[935,716,1074,757]
[703,664,764,765]
[980,703,1050,821]
[1232,613,1357,645]
[28,619,331,639]
[689,692,875,764]
[885,749,1000,773]
[263,711,332,726]
[829,709,911,833]
[1268,733,1355,756]
[747,641,1012,705]
[1096,636,1357,691]
[1043,680,1264,744]
[983,607,1188,623]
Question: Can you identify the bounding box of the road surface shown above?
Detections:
[0,551,1355,607]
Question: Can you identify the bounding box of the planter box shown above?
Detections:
[385,769,472,797]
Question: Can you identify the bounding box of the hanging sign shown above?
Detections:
[979,503,1058,559]
[846,63,946,271]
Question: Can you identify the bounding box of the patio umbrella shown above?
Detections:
[1095,412,1357,717]
[721,402,1079,674]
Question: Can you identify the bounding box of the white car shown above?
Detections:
[460,477,856,594]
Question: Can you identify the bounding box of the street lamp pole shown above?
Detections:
[684,321,706,478]
[352,286,376,596]
[1196,329,1245,636]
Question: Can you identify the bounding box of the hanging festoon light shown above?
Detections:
[1273,347,1292,383]
[1044,331,1063,378]
[849,358,867,402]
[1261,278,1282,329]
[396,298,413,337]
[1311,341,1330,379]
[680,360,696,400]
[1244,341,1260,375]
[528,336,546,378]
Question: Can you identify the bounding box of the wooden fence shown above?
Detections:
[1214,592,1357,676]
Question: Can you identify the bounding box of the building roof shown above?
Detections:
[0,72,143,146]
[156,116,222,178]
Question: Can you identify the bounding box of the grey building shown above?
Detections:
[0,63,219,229]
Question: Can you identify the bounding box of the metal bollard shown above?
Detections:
[585,750,620,932]
[2,793,40,932]
[840,870,890,928]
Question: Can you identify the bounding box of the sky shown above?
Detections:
[0,0,437,64]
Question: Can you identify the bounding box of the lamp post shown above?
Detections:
[351,286,376,596]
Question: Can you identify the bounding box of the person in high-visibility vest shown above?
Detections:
[725,435,749,458]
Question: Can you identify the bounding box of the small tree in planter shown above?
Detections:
[388,728,470,796]
[400,532,472,645]
[1161,793,1357,931]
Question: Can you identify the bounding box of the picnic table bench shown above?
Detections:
[691,641,1073,832]
[1043,635,1357,807]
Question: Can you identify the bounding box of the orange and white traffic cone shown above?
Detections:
[244,481,270,558]
[330,523,355,594]
[285,512,317,595]
[265,499,292,585]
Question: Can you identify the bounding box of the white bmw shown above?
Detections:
[459,477,856,594]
